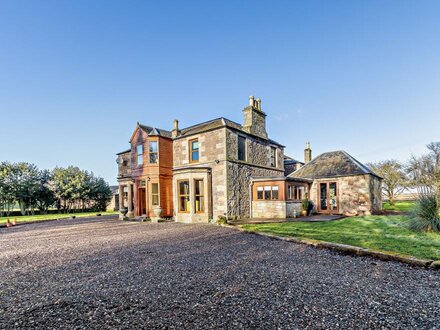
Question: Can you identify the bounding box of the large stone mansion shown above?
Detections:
[116,96,382,222]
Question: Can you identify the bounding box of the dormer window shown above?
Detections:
[137,144,143,165]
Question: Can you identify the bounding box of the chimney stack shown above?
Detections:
[243,95,267,139]
[172,119,180,138]
[304,142,312,164]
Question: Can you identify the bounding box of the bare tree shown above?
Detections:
[368,160,407,206]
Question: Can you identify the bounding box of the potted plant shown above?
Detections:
[301,198,309,217]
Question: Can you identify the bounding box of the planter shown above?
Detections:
[119,207,128,220]
[153,206,163,219]
[301,210,308,217]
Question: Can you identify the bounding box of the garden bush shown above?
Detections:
[408,194,440,233]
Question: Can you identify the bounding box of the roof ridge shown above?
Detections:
[341,151,373,174]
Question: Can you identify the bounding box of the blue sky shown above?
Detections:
[1,1,439,185]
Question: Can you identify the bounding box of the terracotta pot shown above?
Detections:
[301,210,308,217]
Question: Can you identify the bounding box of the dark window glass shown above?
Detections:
[238,136,246,161]
[270,147,276,167]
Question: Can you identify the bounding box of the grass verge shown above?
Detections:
[242,215,440,261]
[382,201,416,213]
[0,211,118,225]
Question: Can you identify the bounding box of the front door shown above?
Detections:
[138,188,146,215]
[319,182,339,213]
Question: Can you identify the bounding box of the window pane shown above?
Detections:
[150,153,158,163]
[179,181,189,195]
[149,141,158,153]
[152,183,158,194]
[137,144,143,165]
[238,136,246,161]
[320,183,327,210]
[329,182,337,210]
[192,151,199,162]
[257,191,263,199]
[272,186,279,200]
[192,141,199,150]
[264,186,271,200]
[180,197,189,212]
[270,147,276,167]
[195,180,203,195]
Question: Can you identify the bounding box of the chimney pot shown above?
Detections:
[256,98,261,110]
[249,95,255,107]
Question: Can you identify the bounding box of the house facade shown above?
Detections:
[117,96,285,222]
[117,96,382,222]
[251,149,382,217]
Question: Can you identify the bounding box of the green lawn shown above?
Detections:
[242,215,440,261]
[382,201,416,212]
[0,211,118,225]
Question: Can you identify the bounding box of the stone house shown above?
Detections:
[251,148,382,218]
[117,96,382,222]
[117,96,285,222]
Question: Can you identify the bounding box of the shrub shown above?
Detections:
[217,216,228,225]
[408,195,440,233]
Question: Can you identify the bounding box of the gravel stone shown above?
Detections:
[1,217,439,329]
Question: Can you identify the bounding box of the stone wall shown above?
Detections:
[173,128,228,220]
[226,129,284,170]
[309,174,381,216]
[227,163,283,218]
[225,128,284,219]
[286,201,302,217]
[252,201,286,218]
[117,152,132,179]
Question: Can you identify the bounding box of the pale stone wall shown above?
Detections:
[173,128,228,221]
[309,174,382,216]
[286,201,302,217]
[252,201,286,218]
[173,168,212,223]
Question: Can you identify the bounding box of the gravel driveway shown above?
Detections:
[1,218,439,329]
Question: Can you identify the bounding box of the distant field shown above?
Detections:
[382,201,416,213]
[0,211,118,225]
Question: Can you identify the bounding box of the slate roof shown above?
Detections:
[178,117,284,146]
[288,150,381,180]
[125,116,284,147]
[284,155,304,166]
[139,124,172,138]
[116,149,131,155]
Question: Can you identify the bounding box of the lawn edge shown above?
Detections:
[0,213,119,228]
[220,224,439,269]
